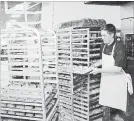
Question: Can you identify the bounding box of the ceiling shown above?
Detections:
[84,1,131,6]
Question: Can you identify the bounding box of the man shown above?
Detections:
[90,24,127,121]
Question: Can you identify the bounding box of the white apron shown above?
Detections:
[99,44,127,112]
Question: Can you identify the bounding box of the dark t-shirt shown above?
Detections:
[100,40,127,71]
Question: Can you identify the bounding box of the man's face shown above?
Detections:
[101,30,114,44]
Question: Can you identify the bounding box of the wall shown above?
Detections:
[120,2,134,42]
[41,2,53,29]
[0,2,9,29]
[42,2,121,29]
[1,2,121,30]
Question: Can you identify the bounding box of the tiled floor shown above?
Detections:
[127,84,134,121]
[103,67,134,121]
[128,99,134,121]
[126,64,134,121]
[122,61,134,121]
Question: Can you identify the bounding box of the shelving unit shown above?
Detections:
[39,30,58,121]
[1,28,58,121]
[56,27,103,121]
[40,30,58,84]
[0,28,46,121]
[56,28,74,121]
[5,1,42,29]
[1,33,9,88]
[125,34,134,60]
[125,34,134,83]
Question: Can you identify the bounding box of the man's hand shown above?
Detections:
[90,68,101,75]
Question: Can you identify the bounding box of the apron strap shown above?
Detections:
[103,43,116,55]
[102,45,106,53]
[111,43,116,56]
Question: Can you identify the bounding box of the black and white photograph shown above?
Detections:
[0,1,134,121]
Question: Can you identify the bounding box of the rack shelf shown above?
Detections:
[1,114,43,121]
[1,101,42,106]
[47,100,58,121]
[1,28,58,121]
[1,108,43,114]
[56,27,102,121]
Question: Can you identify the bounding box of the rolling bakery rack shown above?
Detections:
[56,27,103,121]
[0,28,58,121]
[39,29,59,121]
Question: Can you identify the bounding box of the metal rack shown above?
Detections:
[4,1,42,29]
[40,30,58,84]
[0,28,58,121]
[39,30,59,121]
[1,28,46,121]
[125,34,134,60]
[56,27,103,121]
[56,28,74,121]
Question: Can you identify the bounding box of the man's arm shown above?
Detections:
[100,66,122,73]
[91,42,126,75]
[92,59,102,68]
[90,66,122,75]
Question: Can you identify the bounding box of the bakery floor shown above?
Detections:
[94,64,134,121]
[109,89,134,121]
[127,93,134,121]
[99,65,134,121]
[97,94,134,121]
[126,62,134,121]
[109,63,134,121]
[109,74,134,121]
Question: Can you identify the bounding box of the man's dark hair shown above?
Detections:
[102,24,116,36]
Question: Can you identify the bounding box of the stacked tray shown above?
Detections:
[59,18,106,29]
[56,28,103,121]
[0,29,46,121]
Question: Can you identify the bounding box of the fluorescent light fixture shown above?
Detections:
[10,14,21,18]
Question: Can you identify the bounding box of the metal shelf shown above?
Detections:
[1,114,43,121]
[58,56,71,58]
[59,89,72,93]
[72,61,88,64]
[9,72,41,76]
[47,100,58,121]
[44,80,58,84]
[9,79,41,83]
[58,77,71,80]
[1,94,42,99]
[2,87,41,91]
[73,111,88,119]
[1,108,43,114]
[72,56,88,59]
[1,101,42,106]
[72,37,88,40]
[57,28,102,121]
[0,28,58,121]
[73,104,88,111]
[74,108,88,116]
[74,115,87,121]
